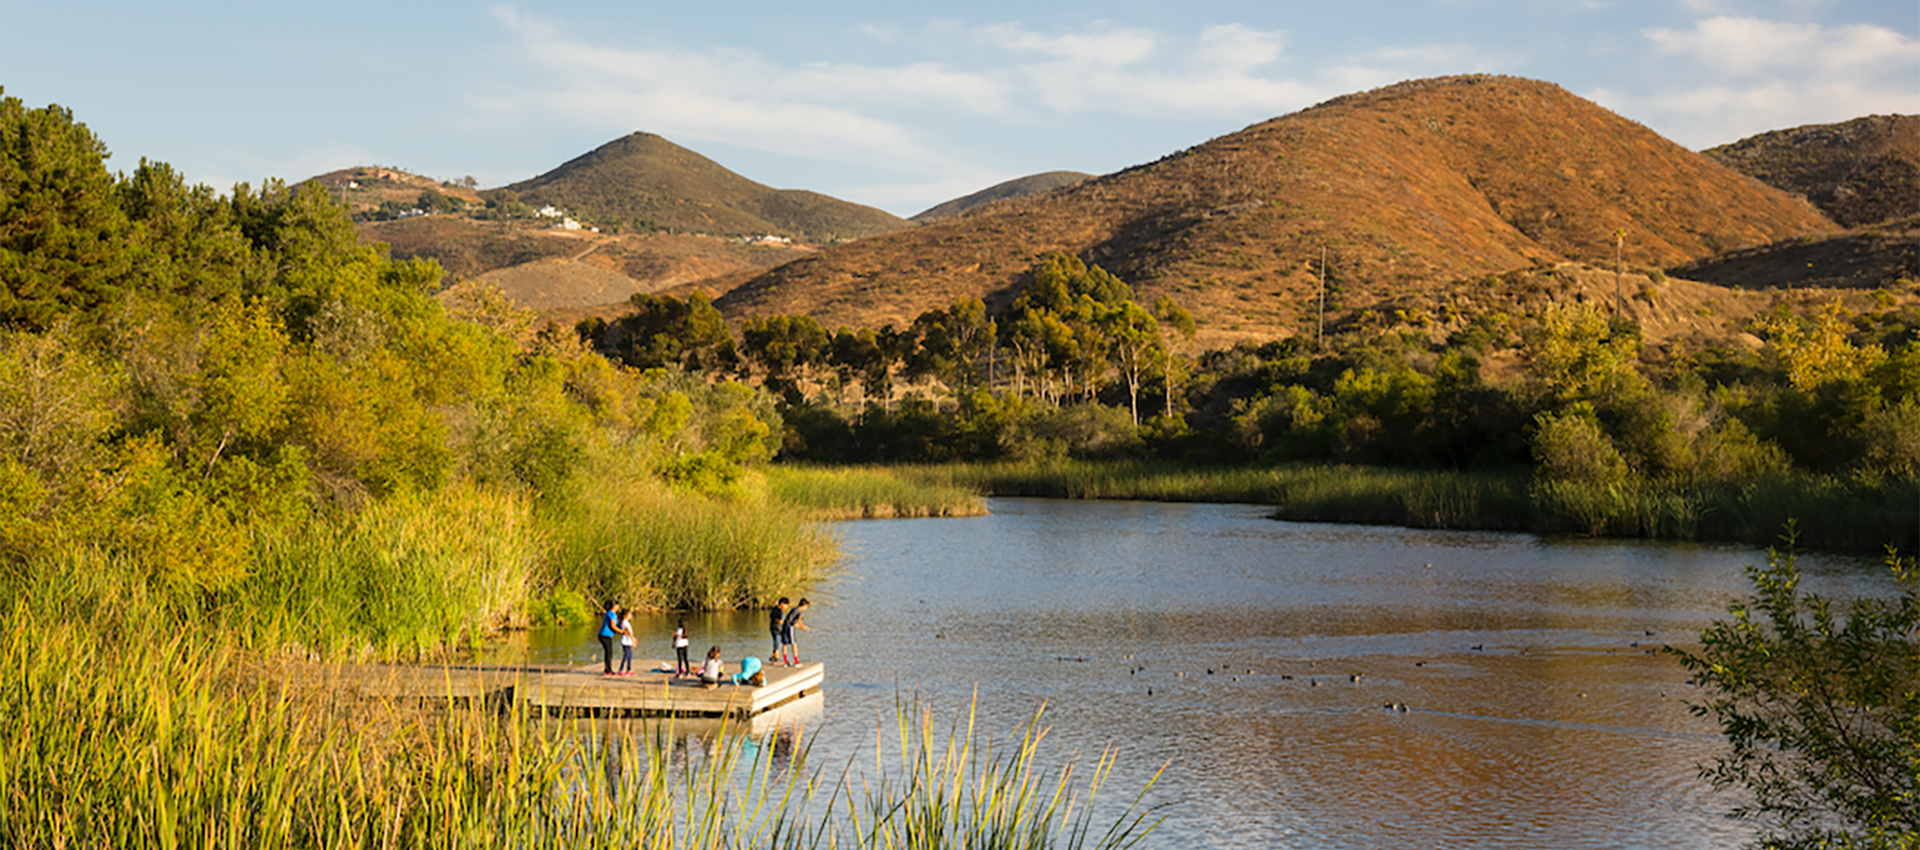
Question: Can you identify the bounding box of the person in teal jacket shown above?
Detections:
[732,655,764,686]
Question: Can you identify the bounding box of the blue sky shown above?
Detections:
[2,1,1915,217]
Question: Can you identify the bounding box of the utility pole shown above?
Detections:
[1613,228,1625,320]
[1318,245,1327,346]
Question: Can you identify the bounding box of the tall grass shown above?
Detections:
[0,615,1161,849]
[846,459,1531,530]
[816,459,1916,552]
[1532,475,1920,552]
[763,465,986,519]
[848,699,1163,850]
[235,480,539,659]
[541,471,838,612]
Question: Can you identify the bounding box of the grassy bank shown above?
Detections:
[870,459,1532,530]
[763,465,987,519]
[804,459,1919,553]
[0,615,1158,849]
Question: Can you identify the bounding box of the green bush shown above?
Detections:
[1672,542,1920,849]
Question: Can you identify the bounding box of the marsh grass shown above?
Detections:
[811,459,1915,551]
[0,616,1160,849]
[763,466,987,519]
[833,460,1530,530]
[541,470,837,613]
[235,480,539,660]
[1533,475,1919,552]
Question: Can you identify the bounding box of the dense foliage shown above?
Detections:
[1672,542,1920,849]
[0,92,822,659]
[582,249,1920,550]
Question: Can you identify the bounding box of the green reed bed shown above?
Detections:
[1531,474,1920,552]
[845,459,1529,530]
[849,700,1163,850]
[541,473,838,612]
[235,481,540,659]
[763,466,987,519]
[0,617,1160,850]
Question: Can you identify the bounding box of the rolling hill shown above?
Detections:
[365,215,807,311]
[498,132,911,242]
[712,75,1837,345]
[910,171,1093,222]
[1704,114,1920,228]
[1670,215,1920,291]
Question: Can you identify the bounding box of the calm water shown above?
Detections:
[491,498,1895,849]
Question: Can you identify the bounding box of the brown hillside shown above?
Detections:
[1669,216,1919,291]
[715,75,1835,345]
[1704,115,1920,228]
[911,171,1093,222]
[362,216,806,311]
[499,132,911,242]
[307,166,482,218]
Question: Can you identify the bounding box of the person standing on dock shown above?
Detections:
[617,608,635,675]
[781,598,810,666]
[769,598,789,664]
[598,600,622,676]
[672,618,691,677]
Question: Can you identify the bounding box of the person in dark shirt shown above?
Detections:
[597,600,622,676]
[781,598,810,665]
[769,598,789,664]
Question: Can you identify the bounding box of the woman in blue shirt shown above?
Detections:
[598,600,622,675]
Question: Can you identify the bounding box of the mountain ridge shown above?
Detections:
[499,132,912,242]
[713,74,1835,344]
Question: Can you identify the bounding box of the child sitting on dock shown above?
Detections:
[698,646,725,689]
[672,618,690,677]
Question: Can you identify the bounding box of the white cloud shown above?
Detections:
[488,7,999,174]
[476,9,1514,211]
[1620,16,1920,146]
[1645,16,1920,75]
[982,22,1321,115]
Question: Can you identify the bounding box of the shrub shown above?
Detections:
[1671,542,1920,849]
[1531,409,1629,486]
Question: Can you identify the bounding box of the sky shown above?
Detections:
[2,1,1915,218]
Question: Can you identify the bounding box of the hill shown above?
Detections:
[498,132,911,242]
[713,75,1835,345]
[910,171,1093,222]
[1704,115,1920,228]
[364,215,806,311]
[1669,215,1920,291]
[306,166,482,219]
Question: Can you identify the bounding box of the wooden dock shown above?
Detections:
[334,661,824,718]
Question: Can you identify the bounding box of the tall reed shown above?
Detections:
[0,614,1161,849]
[763,465,987,519]
[233,480,539,660]
[540,471,838,612]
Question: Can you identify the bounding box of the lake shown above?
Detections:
[490,498,1895,849]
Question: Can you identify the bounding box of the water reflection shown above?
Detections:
[489,498,1892,849]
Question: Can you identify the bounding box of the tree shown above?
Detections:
[590,293,733,372]
[740,314,829,402]
[1153,296,1196,419]
[1671,539,1919,850]
[0,93,136,329]
[1522,301,1645,406]
[1100,300,1159,424]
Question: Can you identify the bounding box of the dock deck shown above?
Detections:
[336,661,824,718]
